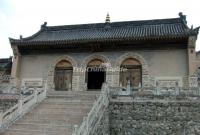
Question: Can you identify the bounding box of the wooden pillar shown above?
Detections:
[0,110,3,127]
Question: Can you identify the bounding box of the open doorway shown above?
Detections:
[87,70,105,90]
[86,59,106,90]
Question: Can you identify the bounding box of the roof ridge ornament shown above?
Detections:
[178,12,187,24]
[188,25,200,37]
[20,35,23,40]
[191,25,193,30]
[41,22,47,30]
[105,13,110,23]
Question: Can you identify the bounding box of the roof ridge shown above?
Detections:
[45,17,182,31]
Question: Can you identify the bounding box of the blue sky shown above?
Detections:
[0,0,200,58]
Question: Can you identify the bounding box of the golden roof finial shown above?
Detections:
[105,13,110,23]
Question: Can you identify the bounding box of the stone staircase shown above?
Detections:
[1,91,100,135]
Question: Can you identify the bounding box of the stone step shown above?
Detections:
[47,91,100,96]
[34,104,92,110]
[47,96,97,100]
[47,94,99,100]
[2,94,95,135]
[15,121,73,127]
[23,113,86,119]
[37,100,93,106]
[43,98,94,103]
[47,93,99,101]
[17,117,82,126]
[2,128,72,135]
[37,102,93,107]
[17,111,86,121]
[31,107,90,114]
[9,123,72,132]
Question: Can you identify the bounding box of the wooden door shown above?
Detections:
[54,69,72,91]
[120,67,141,87]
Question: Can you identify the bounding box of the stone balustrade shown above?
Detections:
[109,85,200,97]
[72,83,110,135]
[0,80,47,132]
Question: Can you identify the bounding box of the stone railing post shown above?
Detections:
[137,83,142,92]
[83,83,88,91]
[175,82,180,95]
[85,116,89,133]
[72,125,78,135]
[18,96,23,115]
[0,110,3,128]
[33,88,38,104]
[44,80,48,97]
[197,87,200,96]
[155,82,160,95]
[126,80,131,95]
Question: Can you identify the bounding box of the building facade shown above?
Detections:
[9,13,199,94]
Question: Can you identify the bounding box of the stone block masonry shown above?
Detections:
[90,109,110,135]
[109,97,200,135]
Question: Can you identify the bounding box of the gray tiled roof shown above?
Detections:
[0,58,12,70]
[9,15,199,45]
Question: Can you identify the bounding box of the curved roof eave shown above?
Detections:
[9,29,44,44]
[10,35,189,47]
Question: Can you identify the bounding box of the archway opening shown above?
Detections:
[120,58,142,89]
[54,60,73,91]
[86,59,106,90]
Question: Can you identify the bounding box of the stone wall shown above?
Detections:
[91,109,110,135]
[109,97,200,135]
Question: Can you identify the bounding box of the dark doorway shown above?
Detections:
[87,70,105,90]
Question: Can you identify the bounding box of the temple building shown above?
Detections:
[1,13,200,135]
[9,13,199,92]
